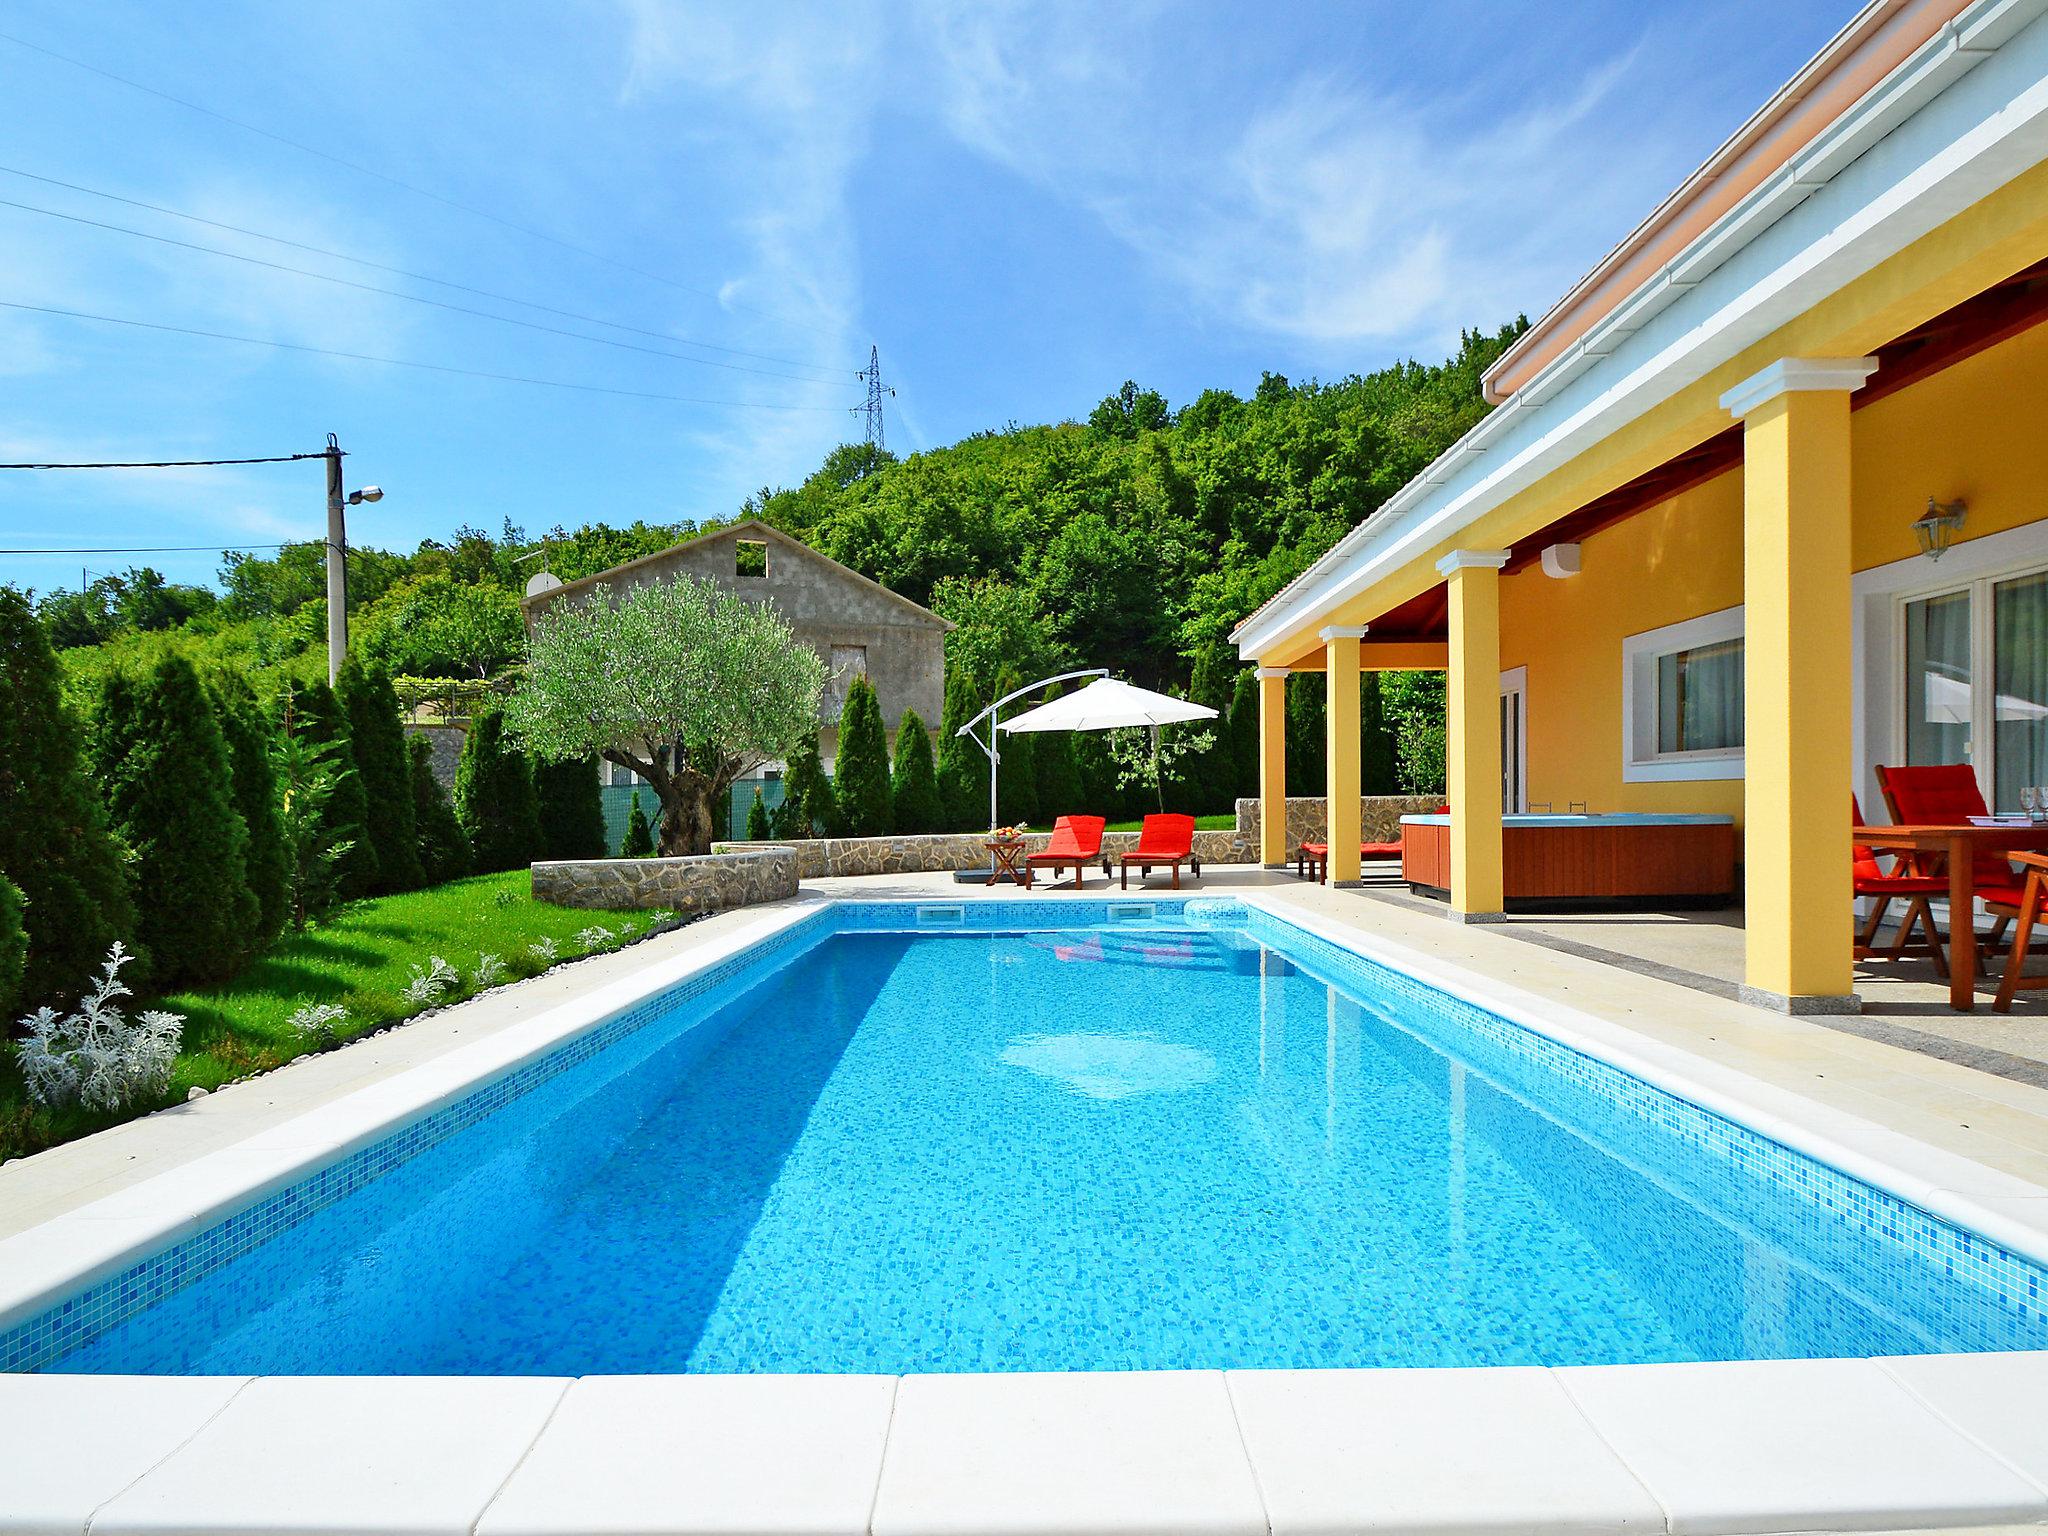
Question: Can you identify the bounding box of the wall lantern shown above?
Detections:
[1912,496,1967,561]
[1540,543,1582,579]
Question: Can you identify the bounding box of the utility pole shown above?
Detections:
[324,433,347,685]
[852,345,894,450]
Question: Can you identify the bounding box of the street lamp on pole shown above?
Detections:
[322,432,384,684]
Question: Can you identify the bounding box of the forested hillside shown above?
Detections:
[33,321,1523,790]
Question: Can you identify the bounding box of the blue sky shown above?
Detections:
[1,0,1852,595]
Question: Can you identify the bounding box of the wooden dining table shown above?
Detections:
[1855,822,2048,1010]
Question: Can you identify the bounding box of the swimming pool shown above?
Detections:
[11,897,2048,1374]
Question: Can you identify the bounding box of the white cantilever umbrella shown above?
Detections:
[955,672,1219,837]
[997,676,1217,733]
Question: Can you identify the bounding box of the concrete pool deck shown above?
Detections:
[10,868,2048,1535]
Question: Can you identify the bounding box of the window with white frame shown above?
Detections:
[1622,606,1745,781]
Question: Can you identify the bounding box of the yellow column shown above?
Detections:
[1437,551,1508,921]
[1256,666,1290,866]
[1721,357,1873,1012]
[1322,627,1367,884]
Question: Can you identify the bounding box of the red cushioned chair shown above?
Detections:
[1875,764,2027,940]
[1986,853,2048,1013]
[1296,839,1405,884]
[1026,815,1109,890]
[1853,794,1947,974]
[1120,813,1199,890]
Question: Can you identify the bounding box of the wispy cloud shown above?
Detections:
[908,4,1666,356]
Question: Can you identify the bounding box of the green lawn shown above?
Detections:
[0,871,664,1161]
[1103,814,1237,832]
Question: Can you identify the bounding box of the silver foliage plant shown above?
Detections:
[14,943,184,1112]
[471,952,508,988]
[576,924,617,952]
[402,954,459,1005]
[287,1001,350,1049]
[527,936,559,963]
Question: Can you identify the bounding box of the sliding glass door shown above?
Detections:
[1899,561,2048,813]
[1995,570,2048,811]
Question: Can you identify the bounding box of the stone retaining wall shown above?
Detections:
[1235,794,1444,852]
[711,829,1252,879]
[532,847,798,913]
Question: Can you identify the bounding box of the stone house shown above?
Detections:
[521,520,951,789]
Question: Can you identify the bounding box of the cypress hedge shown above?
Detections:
[337,657,424,893]
[455,708,543,873]
[745,787,773,840]
[534,755,606,861]
[407,735,471,884]
[1029,686,1083,819]
[934,667,988,831]
[0,586,136,1007]
[833,676,892,837]
[782,732,838,838]
[888,709,943,834]
[285,677,379,900]
[0,872,25,1018]
[620,791,655,857]
[90,654,257,989]
[992,670,1037,826]
[212,681,289,943]
[1227,669,1259,802]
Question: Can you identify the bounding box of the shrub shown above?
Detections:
[934,666,989,831]
[213,681,289,942]
[745,786,772,840]
[888,709,943,833]
[407,735,472,883]
[621,792,655,858]
[833,676,892,837]
[472,952,508,988]
[13,943,183,1113]
[534,755,606,861]
[337,656,424,893]
[283,677,379,900]
[781,732,838,838]
[455,709,543,873]
[88,654,258,989]
[0,585,137,1009]
[0,873,24,1018]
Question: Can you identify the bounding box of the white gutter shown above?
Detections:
[1231,0,2048,661]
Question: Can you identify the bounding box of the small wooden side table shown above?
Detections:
[986,837,1032,889]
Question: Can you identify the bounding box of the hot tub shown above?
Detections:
[1399,812,1737,908]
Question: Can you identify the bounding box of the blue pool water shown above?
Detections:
[29,904,2048,1373]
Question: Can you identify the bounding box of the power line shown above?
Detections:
[0,452,326,469]
[0,542,295,555]
[0,165,849,378]
[0,28,859,344]
[0,300,846,412]
[0,194,850,387]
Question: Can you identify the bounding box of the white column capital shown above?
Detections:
[1719,356,1877,418]
[1318,624,1370,642]
[1435,549,1511,575]
[1254,666,1290,679]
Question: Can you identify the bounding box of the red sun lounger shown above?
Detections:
[1120,814,1200,890]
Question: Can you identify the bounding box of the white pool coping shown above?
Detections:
[8,888,2048,1536]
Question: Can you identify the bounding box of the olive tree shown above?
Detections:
[507,576,826,856]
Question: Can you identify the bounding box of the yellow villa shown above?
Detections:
[1234,0,2048,1013]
